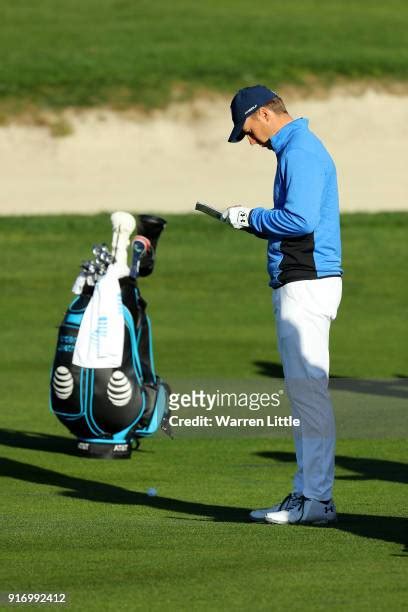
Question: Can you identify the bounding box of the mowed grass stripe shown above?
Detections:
[0,1,407,108]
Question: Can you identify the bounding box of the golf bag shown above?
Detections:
[50,215,170,458]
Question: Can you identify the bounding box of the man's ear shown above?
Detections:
[258,106,272,123]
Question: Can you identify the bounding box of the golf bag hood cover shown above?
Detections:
[50,277,169,448]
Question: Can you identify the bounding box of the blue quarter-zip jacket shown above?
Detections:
[249,118,342,289]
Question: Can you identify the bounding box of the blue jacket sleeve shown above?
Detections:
[249,148,325,237]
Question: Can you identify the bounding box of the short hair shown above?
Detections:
[259,97,288,115]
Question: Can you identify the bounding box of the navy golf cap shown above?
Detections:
[228,85,278,143]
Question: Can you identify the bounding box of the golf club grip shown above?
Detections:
[195,201,266,237]
[195,202,222,220]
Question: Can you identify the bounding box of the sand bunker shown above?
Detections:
[0,89,407,216]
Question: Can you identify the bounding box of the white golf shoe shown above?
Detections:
[265,496,337,526]
[249,493,303,522]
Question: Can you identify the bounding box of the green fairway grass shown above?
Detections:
[0,213,407,610]
[0,212,406,380]
[1,438,406,610]
[0,1,407,110]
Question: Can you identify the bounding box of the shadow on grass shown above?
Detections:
[1,433,406,549]
[254,450,408,552]
[253,362,408,401]
[0,457,248,523]
[0,429,152,456]
[256,450,408,485]
[0,429,77,456]
[253,360,350,379]
[335,513,408,555]
[253,361,284,378]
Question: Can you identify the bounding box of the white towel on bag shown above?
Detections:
[72,264,125,368]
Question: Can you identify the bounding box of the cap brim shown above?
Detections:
[228,121,246,143]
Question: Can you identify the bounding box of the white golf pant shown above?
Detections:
[272,277,342,501]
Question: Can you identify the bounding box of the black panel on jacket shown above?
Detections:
[278,232,318,286]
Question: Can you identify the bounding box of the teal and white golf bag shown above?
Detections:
[50,214,171,458]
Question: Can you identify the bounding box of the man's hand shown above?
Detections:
[221,206,252,229]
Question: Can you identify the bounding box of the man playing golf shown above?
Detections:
[223,85,342,525]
